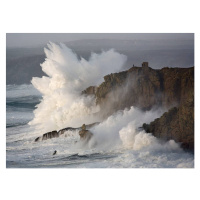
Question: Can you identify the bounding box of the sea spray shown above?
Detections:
[29,42,127,132]
[90,106,165,150]
[89,106,182,155]
[119,122,158,150]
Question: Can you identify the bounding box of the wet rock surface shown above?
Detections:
[42,130,59,140]
[34,123,98,142]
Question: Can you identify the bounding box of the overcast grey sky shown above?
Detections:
[6,33,194,48]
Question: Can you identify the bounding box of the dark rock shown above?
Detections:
[142,92,194,152]
[53,150,57,155]
[58,127,77,135]
[82,86,97,96]
[34,123,99,142]
[79,130,93,142]
[79,124,93,142]
[34,137,40,142]
[42,130,59,140]
[82,124,86,130]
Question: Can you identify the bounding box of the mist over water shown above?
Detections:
[6,42,194,168]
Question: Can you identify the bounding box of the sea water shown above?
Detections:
[6,84,194,168]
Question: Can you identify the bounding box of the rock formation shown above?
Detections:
[34,128,78,142]
[83,63,194,151]
[88,65,194,114]
[42,130,59,140]
[34,123,98,142]
[82,86,97,95]
[79,124,93,142]
[143,88,194,151]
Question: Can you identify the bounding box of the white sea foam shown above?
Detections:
[119,122,157,150]
[29,42,127,132]
[90,106,165,150]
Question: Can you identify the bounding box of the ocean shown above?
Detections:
[6,84,194,168]
[6,43,194,168]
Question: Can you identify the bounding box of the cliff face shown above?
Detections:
[84,66,194,114]
[143,93,194,151]
[82,65,194,151]
[141,67,194,151]
[82,86,97,96]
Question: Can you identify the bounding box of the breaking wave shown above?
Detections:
[29,42,127,132]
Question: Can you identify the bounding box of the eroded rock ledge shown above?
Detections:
[34,122,99,142]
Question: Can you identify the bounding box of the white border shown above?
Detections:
[1,0,199,200]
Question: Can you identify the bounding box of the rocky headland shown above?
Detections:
[35,62,194,152]
[83,62,194,152]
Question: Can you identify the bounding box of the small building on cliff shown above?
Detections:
[142,62,149,68]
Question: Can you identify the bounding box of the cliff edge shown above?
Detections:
[82,63,194,151]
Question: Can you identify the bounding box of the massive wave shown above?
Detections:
[29,42,127,132]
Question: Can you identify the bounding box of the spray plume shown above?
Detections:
[29,42,127,132]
